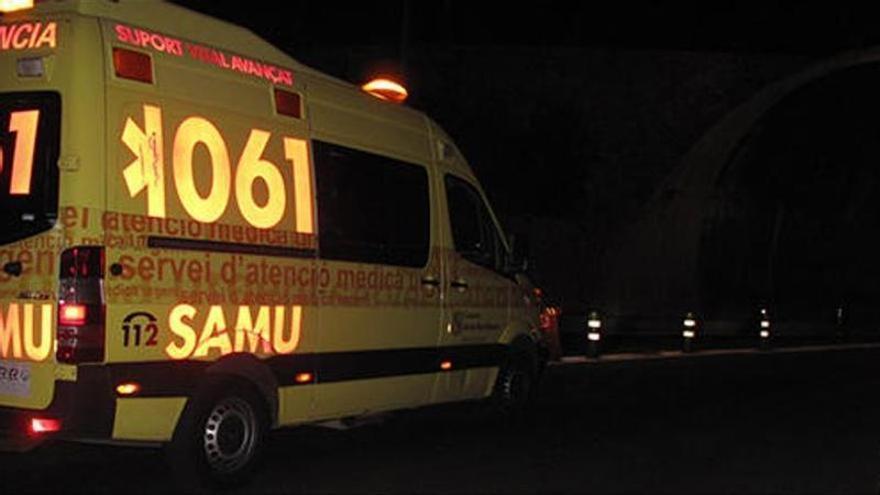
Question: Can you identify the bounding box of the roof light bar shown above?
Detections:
[361,78,408,104]
[0,0,33,14]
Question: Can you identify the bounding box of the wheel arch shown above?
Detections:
[507,332,541,376]
[201,353,279,427]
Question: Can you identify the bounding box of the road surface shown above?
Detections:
[2,345,879,493]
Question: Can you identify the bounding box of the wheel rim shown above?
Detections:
[202,396,258,474]
[501,366,530,410]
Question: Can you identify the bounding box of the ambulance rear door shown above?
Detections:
[0,11,104,414]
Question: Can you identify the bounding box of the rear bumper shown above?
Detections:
[0,408,42,451]
[0,366,115,452]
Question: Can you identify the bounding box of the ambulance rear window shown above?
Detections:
[314,140,430,268]
[0,92,60,246]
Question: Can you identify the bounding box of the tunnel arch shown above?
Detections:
[600,49,880,335]
[701,61,880,330]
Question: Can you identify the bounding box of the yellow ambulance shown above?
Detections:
[0,0,543,485]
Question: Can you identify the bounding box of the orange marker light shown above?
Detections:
[440,360,453,371]
[0,0,33,13]
[29,417,61,435]
[116,382,141,396]
[361,78,408,104]
[294,372,313,384]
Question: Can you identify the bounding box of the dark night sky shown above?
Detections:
[166,2,879,205]
[169,2,880,304]
[171,3,880,55]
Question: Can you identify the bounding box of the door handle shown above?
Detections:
[446,321,459,335]
[450,279,469,291]
[421,276,440,288]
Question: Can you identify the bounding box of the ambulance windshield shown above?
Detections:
[0,92,60,245]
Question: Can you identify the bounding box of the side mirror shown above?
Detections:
[506,234,530,274]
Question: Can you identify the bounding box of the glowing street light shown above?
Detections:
[0,0,33,14]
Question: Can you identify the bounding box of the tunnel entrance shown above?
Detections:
[700,62,880,334]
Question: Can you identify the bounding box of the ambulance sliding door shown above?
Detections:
[310,139,444,418]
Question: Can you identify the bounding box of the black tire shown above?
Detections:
[166,378,269,491]
[491,352,536,418]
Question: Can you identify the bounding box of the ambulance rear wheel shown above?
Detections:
[168,378,269,489]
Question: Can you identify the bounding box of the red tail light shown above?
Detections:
[539,306,560,331]
[57,247,105,364]
[29,417,61,435]
[60,246,104,279]
[59,303,87,326]
[539,312,552,330]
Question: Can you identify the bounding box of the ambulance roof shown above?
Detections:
[26,0,296,69]
[18,0,469,173]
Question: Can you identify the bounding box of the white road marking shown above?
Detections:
[551,342,880,366]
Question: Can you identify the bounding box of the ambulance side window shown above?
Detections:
[445,175,503,271]
[313,140,430,267]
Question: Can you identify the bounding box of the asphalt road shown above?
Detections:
[3,345,880,494]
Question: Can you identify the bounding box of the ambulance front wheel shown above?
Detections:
[167,378,269,489]
[492,352,536,417]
